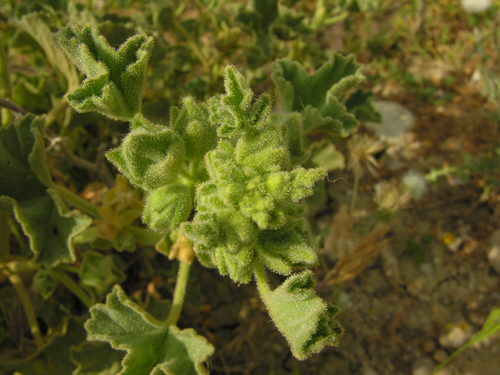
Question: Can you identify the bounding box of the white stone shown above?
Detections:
[438,324,474,349]
[412,357,436,375]
[365,100,415,137]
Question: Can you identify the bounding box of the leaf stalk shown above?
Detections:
[165,261,191,326]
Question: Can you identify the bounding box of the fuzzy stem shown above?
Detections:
[349,172,360,218]
[5,271,44,349]
[50,269,92,308]
[165,261,191,325]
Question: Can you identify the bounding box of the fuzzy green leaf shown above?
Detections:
[79,252,126,300]
[210,66,271,137]
[258,271,343,360]
[143,183,194,230]
[272,55,365,136]
[0,116,92,267]
[53,25,154,121]
[256,220,317,275]
[106,115,186,191]
[170,98,217,160]
[85,285,214,375]
[71,341,125,375]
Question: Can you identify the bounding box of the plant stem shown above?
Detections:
[165,261,191,326]
[51,185,102,219]
[5,271,44,349]
[349,172,360,218]
[173,18,210,70]
[0,32,13,126]
[253,261,271,299]
[51,268,92,308]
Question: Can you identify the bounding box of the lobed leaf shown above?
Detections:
[272,55,368,136]
[53,25,154,121]
[0,115,92,267]
[258,271,343,360]
[85,285,214,375]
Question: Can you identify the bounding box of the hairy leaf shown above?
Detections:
[182,67,325,283]
[258,271,343,360]
[53,25,154,121]
[344,88,381,122]
[143,183,194,230]
[86,285,213,375]
[106,115,186,191]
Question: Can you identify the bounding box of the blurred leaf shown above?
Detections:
[0,115,92,267]
[33,269,59,299]
[79,252,126,301]
[71,341,125,375]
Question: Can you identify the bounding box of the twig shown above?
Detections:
[46,134,115,187]
[0,98,29,116]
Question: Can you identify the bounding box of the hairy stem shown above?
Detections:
[165,261,191,326]
[5,271,44,349]
[51,269,92,308]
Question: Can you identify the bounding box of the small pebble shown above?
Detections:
[438,323,474,349]
[363,366,379,375]
[488,230,500,275]
[412,357,436,375]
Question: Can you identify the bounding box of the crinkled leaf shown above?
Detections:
[71,341,125,375]
[0,115,92,267]
[85,285,214,375]
[79,251,126,301]
[256,219,317,275]
[143,183,194,230]
[258,271,343,360]
[53,25,154,121]
[106,115,186,191]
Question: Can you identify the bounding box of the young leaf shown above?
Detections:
[106,115,186,191]
[143,183,194,230]
[272,55,366,136]
[33,269,59,300]
[0,115,92,267]
[257,270,343,360]
[85,285,214,375]
[53,25,154,121]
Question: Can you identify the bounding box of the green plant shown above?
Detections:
[0,16,380,373]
